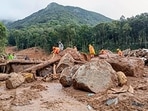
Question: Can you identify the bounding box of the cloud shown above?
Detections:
[0,0,148,20]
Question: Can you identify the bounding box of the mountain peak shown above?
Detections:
[7,3,112,29]
[46,2,61,8]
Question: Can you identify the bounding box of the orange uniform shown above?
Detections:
[89,44,95,57]
[52,47,60,54]
[117,49,123,56]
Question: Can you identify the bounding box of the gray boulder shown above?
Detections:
[60,65,80,87]
[56,53,75,73]
[72,60,116,93]
[107,57,144,77]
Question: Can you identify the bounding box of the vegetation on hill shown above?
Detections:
[7,2,112,29]
[0,22,7,54]
[3,3,148,53]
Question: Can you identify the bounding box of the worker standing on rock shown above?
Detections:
[58,41,64,51]
[117,48,123,56]
[52,46,60,54]
[89,44,95,58]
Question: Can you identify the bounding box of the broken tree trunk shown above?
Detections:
[22,54,61,74]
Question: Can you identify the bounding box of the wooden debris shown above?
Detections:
[22,54,61,74]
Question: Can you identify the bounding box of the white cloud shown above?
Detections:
[0,0,148,20]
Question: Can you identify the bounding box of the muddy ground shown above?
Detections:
[0,47,148,111]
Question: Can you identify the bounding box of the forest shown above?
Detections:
[0,13,148,54]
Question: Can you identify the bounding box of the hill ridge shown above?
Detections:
[7,2,112,29]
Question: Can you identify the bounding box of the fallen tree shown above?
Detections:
[22,54,61,74]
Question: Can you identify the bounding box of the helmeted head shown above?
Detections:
[58,41,61,44]
[117,48,120,51]
[52,46,56,50]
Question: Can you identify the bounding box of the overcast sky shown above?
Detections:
[1,0,148,20]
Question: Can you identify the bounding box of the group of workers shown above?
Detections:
[88,44,123,58]
[52,41,123,57]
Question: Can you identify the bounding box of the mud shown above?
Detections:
[0,80,95,111]
[0,46,147,111]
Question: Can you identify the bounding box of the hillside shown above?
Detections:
[7,2,112,29]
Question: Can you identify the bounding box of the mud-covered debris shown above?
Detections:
[106,97,118,106]
[116,71,127,86]
[5,72,25,89]
[132,101,144,107]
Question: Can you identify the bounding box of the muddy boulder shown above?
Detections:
[5,72,25,89]
[107,57,144,77]
[72,60,116,93]
[56,53,75,73]
[59,48,86,61]
[116,71,127,86]
[60,65,80,87]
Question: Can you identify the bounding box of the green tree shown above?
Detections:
[0,22,7,54]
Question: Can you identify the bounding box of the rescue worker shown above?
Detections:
[52,46,60,54]
[58,41,64,51]
[89,44,95,58]
[7,53,14,60]
[99,49,107,55]
[117,48,123,56]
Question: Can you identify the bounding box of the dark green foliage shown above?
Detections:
[0,22,7,54]
[6,2,148,53]
[7,2,112,29]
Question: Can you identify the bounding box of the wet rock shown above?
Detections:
[22,73,35,83]
[56,53,75,73]
[72,60,116,93]
[60,65,80,87]
[116,71,127,86]
[59,47,86,61]
[107,57,144,77]
[106,97,118,106]
[5,72,25,89]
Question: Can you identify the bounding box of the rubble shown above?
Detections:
[0,47,147,111]
[5,72,25,89]
[107,57,144,77]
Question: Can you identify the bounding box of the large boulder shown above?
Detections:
[107,57,144,77]
[60,65,80,87]
[59,48,86,61]
[56,53,75,73]
[5,72,25,89]
[72,60,116,93]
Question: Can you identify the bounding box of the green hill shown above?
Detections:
[7,2,112,29]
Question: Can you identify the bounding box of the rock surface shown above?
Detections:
[107,57,144,77]
[5,72,25,89]
[56,53,75,73]
[116,71,127,86]
[72,60,116,93]
[60,65,80,87]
